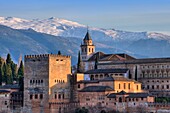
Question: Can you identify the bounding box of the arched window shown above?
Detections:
[58,94,61,99]
[55,94,57,99]
[91,75,94,80]
[89,48,91,52]
[30,80,32,84]
[63,93,65,99]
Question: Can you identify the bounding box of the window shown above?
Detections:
[89,48,90,52]
[5,101,7,105]
[5,94,7,97]
[147,85,149,89]
[58,94,61,99]
[41,80,43,83]
[63,94,64,99]
[167,85,169,89]
[162,85,164,89]
[152,85,154,89]
[30,80,32,84]
[157,85,159,89]
[124,83,126,89]
[119,84,121,89]
[137,85,139,90]
[55,94,57,99]
[30,94,33,100]
[35,94,38,99]
[78,84,80,88]
[40,94,43,99]
[128,83,131,89]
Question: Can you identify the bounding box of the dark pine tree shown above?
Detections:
[0,57,3,85]
[18,61,24,91]
[77,51,82,73]
[6,53,12,65]
[18,61,24,77]
[2,63,7,84]
[94,55,99,69]
[135,66,138,81]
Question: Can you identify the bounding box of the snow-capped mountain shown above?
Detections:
[0,16,170,64]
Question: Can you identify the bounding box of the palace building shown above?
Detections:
[78,31,170,98]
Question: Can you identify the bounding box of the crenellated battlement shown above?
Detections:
[24,54,71,59]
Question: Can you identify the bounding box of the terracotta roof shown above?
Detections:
[88,52,136,61]
[85,69,128,74]
[79,86,113,92]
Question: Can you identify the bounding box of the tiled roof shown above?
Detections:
[88,52,136,61]
[0,90,10,93]
[77,80,99,83]
[126,93,151,98]
[79,86,113,92]
[107,92,152,98]
[0,84,20,89]
[85,69,129,74]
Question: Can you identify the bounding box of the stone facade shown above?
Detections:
[24,54,71,113]
[79,32,170,98]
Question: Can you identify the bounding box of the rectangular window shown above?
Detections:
[78,84,80,88]
[30,94,33,100]
[124,83,126,89]
[167,85,169,89]
[137,85,139,90]
[119,84,121,89]
[128,83,131,89]
[35,94,38,99]
[40,94,43,99]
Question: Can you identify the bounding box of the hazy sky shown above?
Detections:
[0,0,170,35]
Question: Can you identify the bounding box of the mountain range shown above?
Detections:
[0,17,170,65]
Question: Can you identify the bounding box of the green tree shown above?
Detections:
[94,55,99,69]
[6,53,12,65]
[6,63,12,84]
[77,51,83,73]
[18,61,24,77]
[2,63,7,83]
[18,60,24,91]
[11,62,17,81]
[0,57,3,85]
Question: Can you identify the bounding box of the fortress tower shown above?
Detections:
[80,31,95,61]
[24,54,71,113]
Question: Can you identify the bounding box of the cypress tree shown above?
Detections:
[18,61,24,77]
[0,57,3,85]
[11,62,17,81]
[2,63,7,84]
[94,55,98,69]
[6,63,12,84]
[77,51,82,73]
[6,53,12,65]
[18,61,24,91]
[135,66,138,81]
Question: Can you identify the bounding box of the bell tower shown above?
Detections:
[80,31,95,61]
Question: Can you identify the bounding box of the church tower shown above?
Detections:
[80,31,95,61]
